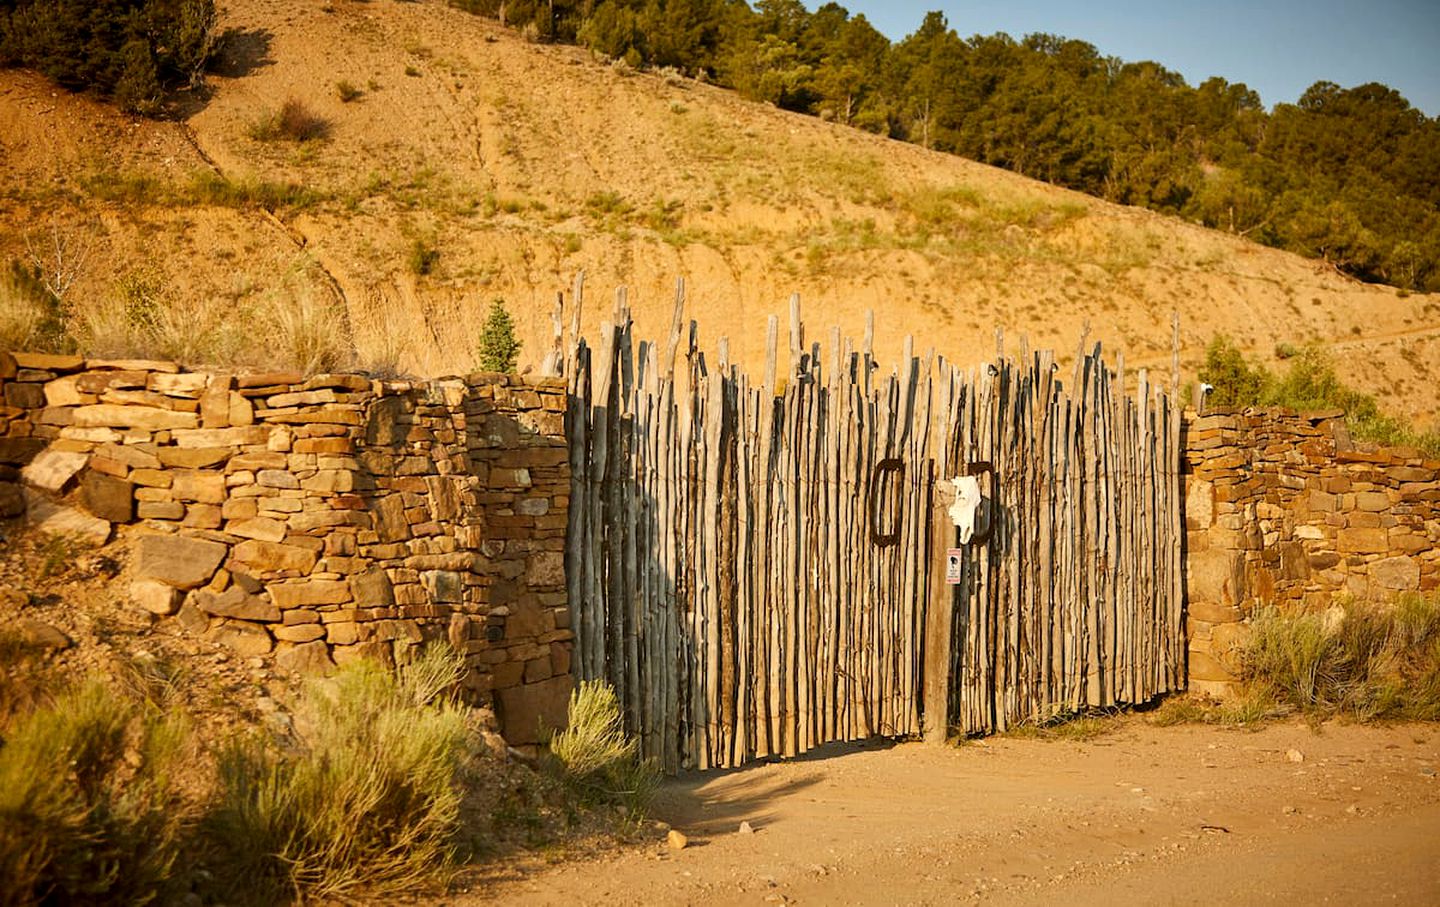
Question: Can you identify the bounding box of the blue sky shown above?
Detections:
[824,1,1440,115]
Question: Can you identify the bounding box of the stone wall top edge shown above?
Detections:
[1182,404,1345,423]
[2,350,566,397]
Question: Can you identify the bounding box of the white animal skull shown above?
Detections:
[948,475,983,543]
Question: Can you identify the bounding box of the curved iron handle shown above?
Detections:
[966,460,995,545]
[870,458,905,547]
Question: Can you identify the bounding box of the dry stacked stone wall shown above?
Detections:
[0,350,572,743]
[1183,407,1440,695]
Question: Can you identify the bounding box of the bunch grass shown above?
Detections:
[205,646,475,902]
[548,681,658,823]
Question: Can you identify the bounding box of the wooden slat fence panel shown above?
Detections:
[565,290,1185,770]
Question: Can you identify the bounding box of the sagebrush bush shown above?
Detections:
[205,647,476,902]
[549,681,657,821]
[0,681,191,905]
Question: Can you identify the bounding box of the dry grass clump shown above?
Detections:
[335,80,363,103]
[71,289,254,366]
[1154,594,1440,728]
[1241,596,1440,721]
[1148,685,1285,728]
[0,262,69,353]
[0,681,192,905]
[59,261,353,374]
[548,681,658,821]
[249,99,331,143]
[1001,709,1122,742]
[260,285,354,375]
[205,646,477,902]
[0,275,47,352]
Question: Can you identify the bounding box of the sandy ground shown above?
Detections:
[462,719,1440,905]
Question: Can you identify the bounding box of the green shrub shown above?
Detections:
[205,647,476,902]
[0,0,218,115]
[1197,334,1269,408]
[549,681,657,821]
[0,681,191,905]
[407,237,441,276]
[335,80,362,102]
[476,298,521,373]
[1198,335,1440,456]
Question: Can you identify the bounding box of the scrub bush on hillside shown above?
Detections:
[0,0,218,114]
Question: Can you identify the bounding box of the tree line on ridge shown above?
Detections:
[456,0,1440,292]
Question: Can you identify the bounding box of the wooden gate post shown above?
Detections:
[923,474,957,744]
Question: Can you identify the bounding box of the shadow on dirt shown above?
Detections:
[209,28,276,79]
[650,738,900,838]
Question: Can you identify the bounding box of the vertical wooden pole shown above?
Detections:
[924,471,956,744]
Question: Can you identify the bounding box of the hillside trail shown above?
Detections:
[461,719,1440,905]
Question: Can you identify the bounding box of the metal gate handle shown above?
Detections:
[967,460,995,544]
[870,458,905,546]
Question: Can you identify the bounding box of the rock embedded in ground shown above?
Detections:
[18,617,71,650]
[80,470,134,523]
[667,830,689,851]
[275,640,336,675]
[193,585,280,622]
[131,578,182,615]
[207,619,274,657]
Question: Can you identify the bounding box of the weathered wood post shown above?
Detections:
[923,470,957,744]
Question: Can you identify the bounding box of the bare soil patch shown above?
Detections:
[464,719,1440,905]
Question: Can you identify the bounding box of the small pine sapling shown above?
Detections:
[477,298,521,373]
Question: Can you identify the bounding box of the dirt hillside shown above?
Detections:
[1,0,1436,425]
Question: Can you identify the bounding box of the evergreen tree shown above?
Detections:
[477,299,522,373]
[0,0,217,114]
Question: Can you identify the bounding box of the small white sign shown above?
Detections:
[946,548,963,585]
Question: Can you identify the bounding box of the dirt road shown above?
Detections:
[466,719,1440,905]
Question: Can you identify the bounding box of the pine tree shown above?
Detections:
[477,299,521,373]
